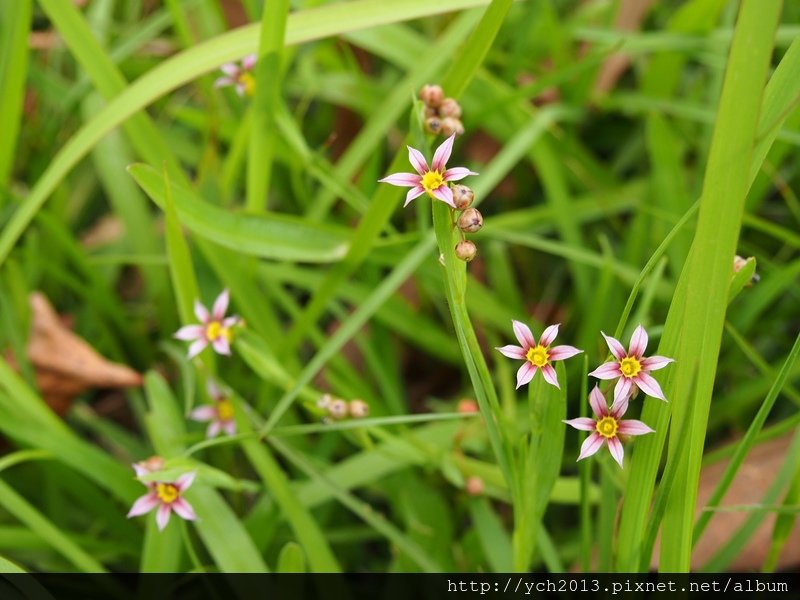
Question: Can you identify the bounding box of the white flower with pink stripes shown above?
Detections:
[174,289,240,359]
[127,471,197,531]
[589,325,673,406]
[564,386,654,468]
[378,133,477,208]
[496,321,582,389]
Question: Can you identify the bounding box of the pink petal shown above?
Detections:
[174,325,204,341]
[512,320,535,348]
[431,185,455,207]
[220,63,239,77]
[175,472,196,492]
[601,331,626,360]
[214,76,234,88]
[516,363,536,389]
[610,394,630,419]
[617,419,654,436]
[563,417,596,432]
[207,421,221,438]
[132,463,149,478]
[206,379,222,400]
[589,361,621,380]
[171,498,197,521]
[577,433,605,461]
[222,316,239,328]
[234,84,246,97]
[641,355,674,371]
[194,300,210,323]
[212,289,229,321]
[242,54,257,70]
[211,336,231,355]
[634,372,667,402]
[187,339,208,360]
[588,386,609,418]
[628,325,648,358]
[378,172,421,187]
[403,186,426,207]
[540,323,560,347]
[407,146,428,175]
[127,493,159,517]
[431,133,455,172]
[495,344,526,359]
[443,167,478,182]
[190,405,217,422]
[613,377,634,407]
[223,420,237,436]
[548,344,582,361]
[541,364,560,388]
[607,437,625,468]
[156,504,172,531]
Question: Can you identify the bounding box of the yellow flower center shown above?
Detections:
[421,170,444,194]
[619,356,642,378]
[205,321,232,342]
[217,399,234,422]
[239,72,256,97]
[156,483,179,504]
[525,344,549,367]
[595,416,618,439]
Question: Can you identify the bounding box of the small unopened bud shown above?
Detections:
[328,398,348,420]
[458,208,483,233]
[419,84,444,107]
[455,240,477,262]
[451,184,474,209]
[457,398,479,414]
[349,399,369,419]
[733,255,760,286]
[317,393,332,410]
[424,116,442,135]
[465,476,484,496]
[440,117,464,137]
[439,97,462,119]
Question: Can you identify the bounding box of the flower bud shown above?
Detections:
[451,184,474,209]
[316,393,332,410]
[457,398,479,414]
[328,398,348,420]
[349,399,369,419]
[419,84,444,107]
[465,475,484,496]
[439,97,462,119]
[455,240,477,262]
[458,208,483,233]
[424,116,442,135]
[440,117,464,137]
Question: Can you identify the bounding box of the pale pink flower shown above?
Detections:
[495,321,582,389]
[174,289,240,359]
[589,325,674,406]
[214,54,257,97]
[564,386,654,468]
[127,471,197,531]
[378,133,477,207]
[190,380,236,438]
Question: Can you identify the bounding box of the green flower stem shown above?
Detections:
[432,201,513,485]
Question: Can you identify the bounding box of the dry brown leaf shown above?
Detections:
[24,292,142,415]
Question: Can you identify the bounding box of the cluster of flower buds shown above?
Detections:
[317,394,370,421]
[451,184,483,262]
[419,84,465,138]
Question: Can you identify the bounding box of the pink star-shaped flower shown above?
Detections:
[174,289,240,359]
[190,380,236,438]
[127,471,197,531]
[564,386,654,468]
[495,321,582,389]
[589,325,674,406]
[214,54,257,97]
[378,133,477,207]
